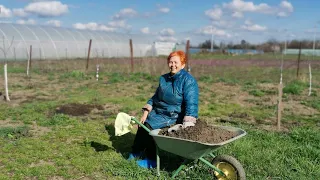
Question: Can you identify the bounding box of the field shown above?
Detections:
[0,53,319,179]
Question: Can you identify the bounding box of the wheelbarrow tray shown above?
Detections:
[149,125,246,160]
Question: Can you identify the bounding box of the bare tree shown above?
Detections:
[0,36,14,101]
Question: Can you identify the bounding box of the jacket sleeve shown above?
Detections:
[143,79,161,112]
[182,77,199,123]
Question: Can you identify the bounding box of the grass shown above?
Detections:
[0,57,319,179]
[283,80,307,95]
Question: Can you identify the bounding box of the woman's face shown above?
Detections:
[168,56,185,75]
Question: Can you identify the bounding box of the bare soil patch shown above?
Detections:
[160,120,237,144]
[56,103,104,116]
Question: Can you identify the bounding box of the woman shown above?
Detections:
[128,50,199,168]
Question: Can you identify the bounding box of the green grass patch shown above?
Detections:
[301,99,320,111]
[59,70,88,80]
[218,126,320,179]
[283,80,307,95]
[249,89,265,97]
[0,126,30,139]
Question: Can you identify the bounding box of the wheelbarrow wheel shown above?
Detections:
[211,155,246,180]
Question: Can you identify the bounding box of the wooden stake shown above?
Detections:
[86,39,92,70]
[308,63,312,96]
[297,42,302,78]
[30,45,32,67]
[185,40,190,72]
[277,83,283,130]
[14,47,16,61]
[4,64,10,101]
[129,39,133,73]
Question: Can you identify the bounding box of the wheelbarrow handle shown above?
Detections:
[131,117,151,133]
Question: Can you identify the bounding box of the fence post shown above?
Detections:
[130,39,133,73]
[277,83,283,130]
[14,47,16,61]
[185,40,190,72]
[296,42,302,78]
[29,45,32,68]
[65,48,68,60]
[86,39,92,71]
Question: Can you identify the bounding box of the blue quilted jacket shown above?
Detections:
[144,69,199,129]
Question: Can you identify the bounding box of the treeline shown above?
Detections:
[195,39,320,52]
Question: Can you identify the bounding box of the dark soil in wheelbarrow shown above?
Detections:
[160,120,237,144]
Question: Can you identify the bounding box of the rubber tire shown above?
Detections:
[211,155,246,180]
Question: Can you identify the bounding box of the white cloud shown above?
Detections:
[99,25,116,32]
[73,22,115,32]
[223,0,272,13]
[159,28,175,36]
[24,1,68,17]
[45,20,61,27]
[0,5,12,18]
[223,0,294,18]
[158,7,170,13]
[232,11,243,18]
[212,20,234,28]
[157,36,177,42]
[108,20,131,30]
[141,27,150,34]
[157,28,176,42]
[277,1,293,17]
[112,8,137,20]
[205,7,222,20]
[244,20,252,25]
[13,8,29,17]
[16,19,36,25]
[277,12,289,17]
[197,26,231,37]
[280,1,293,12]
[241,22,267,31]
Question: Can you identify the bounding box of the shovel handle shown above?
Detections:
[131,117,151,133]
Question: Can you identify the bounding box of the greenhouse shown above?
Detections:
[0,23,175,61]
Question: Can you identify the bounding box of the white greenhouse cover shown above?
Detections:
[0,23,170,60]
[153,42,176,56]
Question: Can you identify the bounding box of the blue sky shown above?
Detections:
[0,0,319,45]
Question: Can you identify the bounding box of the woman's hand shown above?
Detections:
[140,110,149,124]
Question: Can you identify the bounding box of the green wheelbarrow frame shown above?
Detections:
[131,117,247,178]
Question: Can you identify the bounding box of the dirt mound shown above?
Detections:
[160,120,237,144]
[56,103,103,116]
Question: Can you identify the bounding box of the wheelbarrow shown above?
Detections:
[131,117,247,180]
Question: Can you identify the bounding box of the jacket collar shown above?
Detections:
[168,69,186,81]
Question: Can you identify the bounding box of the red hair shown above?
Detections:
[167,50,186,65]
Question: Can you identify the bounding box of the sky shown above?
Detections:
[0,0,319,46]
